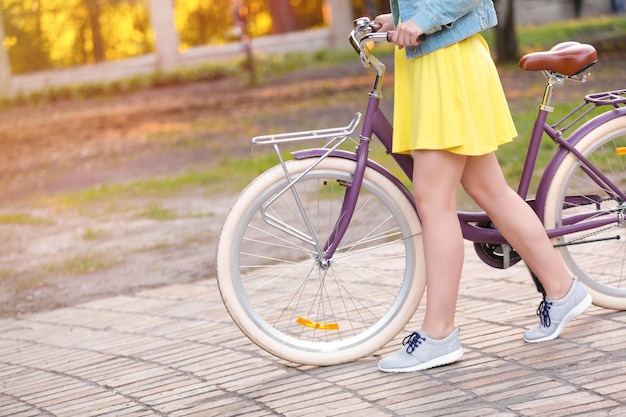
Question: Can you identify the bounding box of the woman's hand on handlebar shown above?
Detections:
[374,13,424,50]
[373,13,394,33]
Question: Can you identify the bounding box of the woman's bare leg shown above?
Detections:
[461,153,572,298]
[412,150,467,339]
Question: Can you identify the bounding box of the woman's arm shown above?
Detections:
[404,0,484,35]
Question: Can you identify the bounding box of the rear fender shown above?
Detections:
[535,108,626,219]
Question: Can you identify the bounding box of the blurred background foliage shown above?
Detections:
[175,0,326,49]
[3,0,152,73]
[1,0,391,75]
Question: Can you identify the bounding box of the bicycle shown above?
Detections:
[216,17,626,366]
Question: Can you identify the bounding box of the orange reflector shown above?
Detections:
[296,317,339,331]
[616,147,626,155]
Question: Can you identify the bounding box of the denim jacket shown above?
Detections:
[391,0,498,58]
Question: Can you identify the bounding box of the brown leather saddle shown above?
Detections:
[518,41,598,76]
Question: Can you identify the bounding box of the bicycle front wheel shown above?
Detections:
[544,115,626,309]
[216,157,425,365]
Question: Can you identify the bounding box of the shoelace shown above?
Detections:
[402,332,426,354]
[536,298,553,327]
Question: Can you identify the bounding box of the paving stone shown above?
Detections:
[1,242,626,416]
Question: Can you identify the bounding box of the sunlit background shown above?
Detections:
[1,0,391,75]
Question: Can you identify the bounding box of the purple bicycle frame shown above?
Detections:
[294,90,626,259]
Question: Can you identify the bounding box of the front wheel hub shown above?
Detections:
[316,255,331,270]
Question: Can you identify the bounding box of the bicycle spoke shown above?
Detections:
[546,117,626,307]
[217,158,424,363]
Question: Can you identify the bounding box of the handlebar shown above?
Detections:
[349,17,390,79]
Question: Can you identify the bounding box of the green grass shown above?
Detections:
[81,227,108,240]
[256,48,368,76]
[136,240,171,252]
[43,170,220,209]
[0,269,13,281]
[13,275,44,292]
[518,15,626,51]
[0,62,237,109]
[482,15,626,52]
[44,253,119,275]
[0,212,52,225]
[138,204,177,220]
[43,151,288,210]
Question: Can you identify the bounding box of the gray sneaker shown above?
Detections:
[524,278,591,343]
[378,329,463,373]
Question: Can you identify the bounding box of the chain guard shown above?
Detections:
[472,221,522,269]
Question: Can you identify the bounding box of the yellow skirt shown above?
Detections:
[392,34,517,156]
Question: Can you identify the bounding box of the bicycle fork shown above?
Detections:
[319,96,391,265]
[318,97,403,265]
[320,138,371,265]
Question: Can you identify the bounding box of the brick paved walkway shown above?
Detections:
[1,243,626,416]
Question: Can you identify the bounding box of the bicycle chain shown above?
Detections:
[565,224,619,244]
[561,197,624,244]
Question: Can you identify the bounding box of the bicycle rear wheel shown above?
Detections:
[544,115,626,309]
[216,157,424,365]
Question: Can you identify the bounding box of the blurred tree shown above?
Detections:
[2,0,152,74]
[104,1,152,57]
[269,0,298,33]
[85,0,104,62]
[352,0,390,18]
[0,6,13,90]
[2,0,50,73]
[176,0,325,50]
[291,0,325,30]
[175,0,234,49]
[493,0,519,62]
[574,0,583,18]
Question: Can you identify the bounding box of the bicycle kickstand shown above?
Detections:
[527,267,547,296]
